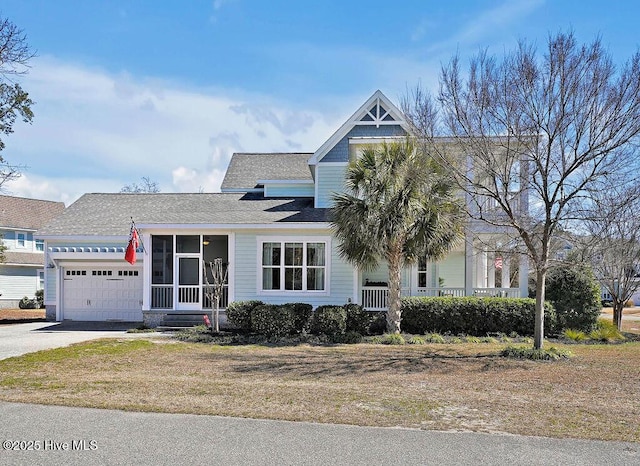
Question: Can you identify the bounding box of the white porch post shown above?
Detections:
[519,254,529,298]
[227,232,235,304]
[352,268,360,305]
[502,257,511,288]
[464,233,474,296]
[142,232,151,311]
[476,248,488,288]
[487,251,496,288]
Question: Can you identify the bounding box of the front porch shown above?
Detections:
[357,236,528,311]
[361,285,521,310]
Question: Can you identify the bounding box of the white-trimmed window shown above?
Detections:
[16,232,26,248]
[35,239,44,252]
[260,239,327,292]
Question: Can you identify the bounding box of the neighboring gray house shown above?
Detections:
[0,195,66,308]
[37,91,529,325]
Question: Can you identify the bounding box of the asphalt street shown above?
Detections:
[0,402,637,465]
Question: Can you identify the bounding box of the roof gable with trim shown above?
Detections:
[308,90,410,165]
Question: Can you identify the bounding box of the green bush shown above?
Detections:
[35,289,44,308]
[285,302,313,333]
[18,296,37,309]
[344,303,372,334]
[310,305,347,338]
[380,333,406,345]
[407,336,425,345]
[339,331,364,344]
[501,345,572,360]
[251,304,297,338]
[589,320,625,342]
[545,264,602,332]
[563,328,589,342]
[401,297,557,337]
[368,312,388,335]
[424,333,446,344]
[226,300,264,332]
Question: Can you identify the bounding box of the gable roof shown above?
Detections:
[308,90,410,165]
[36,193,329,237]
[221,153,313,192]
[0,195,65,231]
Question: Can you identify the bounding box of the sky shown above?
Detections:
[1,0,639,205]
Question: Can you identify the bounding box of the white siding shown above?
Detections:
[0,266,39,301]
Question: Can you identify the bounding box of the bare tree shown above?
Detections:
[579,181,640,330]
[405,32,640,349]
[203,258,228,333]
[120,176,160,193]
[0,16,35,191]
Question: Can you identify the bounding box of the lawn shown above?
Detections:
[0,336,638,442]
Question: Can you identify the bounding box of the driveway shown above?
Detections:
[0,321,161,360]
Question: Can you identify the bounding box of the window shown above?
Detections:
[152,235,173,284]
[261,240,327,292]
[35,239,44,252]
[418,257,428,288]
[16,232,26,248]
[38,270,44,290]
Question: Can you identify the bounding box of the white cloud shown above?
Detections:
[3,56,339,204]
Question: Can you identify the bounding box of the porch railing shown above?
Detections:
[151,285,173,309]
[361,286,409,311]
[361,285,521,310]
[151,284,229,310]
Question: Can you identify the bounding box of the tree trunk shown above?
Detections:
[534,269,546,350]
[612,301,624,331]
[386,252,403,334]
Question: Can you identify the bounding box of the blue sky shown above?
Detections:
[1,0,639,204]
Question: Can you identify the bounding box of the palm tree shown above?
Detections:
[331,139,464,333]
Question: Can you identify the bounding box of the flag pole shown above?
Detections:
[130,217,146,253]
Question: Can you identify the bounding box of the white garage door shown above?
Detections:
[62,267,143,321]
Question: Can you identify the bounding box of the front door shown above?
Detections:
[177,256,200,310]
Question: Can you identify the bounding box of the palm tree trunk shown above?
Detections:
[386,251,403,334]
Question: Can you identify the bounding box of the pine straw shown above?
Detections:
[0,309,45,321]
[0,338,638,442]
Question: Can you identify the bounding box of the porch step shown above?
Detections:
[158,312,228,330]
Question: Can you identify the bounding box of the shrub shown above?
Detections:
[545,264,602,332]
[310,306,347,338]
[563,328,589,342]
[285,302,313,333]
[401,297,557,337]
[625,299,635,308]
[18,296,37,309]
[589,320,625,342]
[380,333,406,345]
[344,303,372,335]
[35,289,44,308]
[226,300,264,332]
[501,345,572,360]
[368,312,387,335]
[424,333,445,344]
[251,304,297,338]
[407,336,425,345]
[339,331,364,344]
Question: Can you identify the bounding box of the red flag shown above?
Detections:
[125,225,139,265]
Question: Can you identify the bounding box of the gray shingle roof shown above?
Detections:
[0,195,65,230]
[221,153,313,191]
[36,193,330,237]
[3,251,44,266]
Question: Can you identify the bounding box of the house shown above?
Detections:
[36,91,529,325]
[0,195,66,308]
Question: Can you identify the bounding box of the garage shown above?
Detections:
[62,266,143,321]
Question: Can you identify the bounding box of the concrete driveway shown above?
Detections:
[0,321,160,361]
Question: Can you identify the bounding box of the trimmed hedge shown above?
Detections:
[251,304,297,337]
[310,305,347,338]
[400,297,557,336]
[286,302,313,333]
[226,300,264,331]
